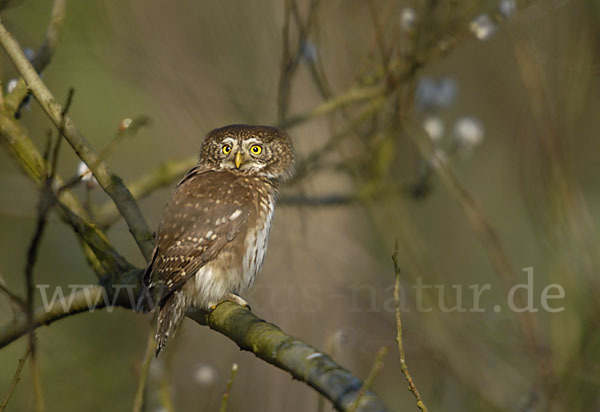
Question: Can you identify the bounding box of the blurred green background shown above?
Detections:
[1,0,600,411]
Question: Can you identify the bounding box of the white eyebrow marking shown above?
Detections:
[243,137,261,146]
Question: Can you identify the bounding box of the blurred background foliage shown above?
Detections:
[1,0,600,411]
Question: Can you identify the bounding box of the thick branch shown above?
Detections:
[0,21,154,261]
[0,286,107,348]
[190,304,387,412]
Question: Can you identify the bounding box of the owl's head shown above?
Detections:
[199,124,295,180]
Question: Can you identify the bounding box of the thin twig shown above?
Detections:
[5,0,67,116]
[132,331,155,412]
[348,346,388,412]
[0,345,31,412]
[57,115,152,196]
[218,363,239,412]
[392,241,429,412]
[99,116,152,160]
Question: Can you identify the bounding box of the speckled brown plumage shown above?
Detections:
[144,125,294,355]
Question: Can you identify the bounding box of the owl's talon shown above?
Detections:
[208,293,251,311]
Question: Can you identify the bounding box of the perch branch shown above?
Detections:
[189,303,388,412]
[0,281,389,412]
[0,21,154,261]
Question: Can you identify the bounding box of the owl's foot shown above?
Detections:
[208,293,251,311]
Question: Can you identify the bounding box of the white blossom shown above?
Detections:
[6,79,17,94]
[423,116,445,142]
[193,363,218,386]
[499,0,516,19]
[77,161,99,188]
[470,14,496,41]
[400,8,417,32]
[452,117,485,153]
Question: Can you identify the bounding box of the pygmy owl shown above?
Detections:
[144,124,294,355]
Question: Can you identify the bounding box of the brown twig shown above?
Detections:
[392,242,429,412]
[0,345,31,412]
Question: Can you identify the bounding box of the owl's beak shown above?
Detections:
[234,151,243,169]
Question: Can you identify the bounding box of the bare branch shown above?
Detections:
[0,345,31,412]
[0,282,389,412]
[0,110,131,279]
[0,285,109,349]
[189,304,388,412]
[392,243,429,412]
[0,21,155,261]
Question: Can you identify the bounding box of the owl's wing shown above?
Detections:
[143,170,251,304]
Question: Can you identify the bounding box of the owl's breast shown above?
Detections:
[241,193,275,291]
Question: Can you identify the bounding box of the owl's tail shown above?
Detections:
[155,291,188,356]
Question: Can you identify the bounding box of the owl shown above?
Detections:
[143,124,294,355]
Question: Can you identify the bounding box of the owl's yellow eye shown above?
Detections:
[222,145,232,155]
[250,145,262,155]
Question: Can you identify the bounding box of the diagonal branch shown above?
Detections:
[0,21,155,261]
[0,112,133,278]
